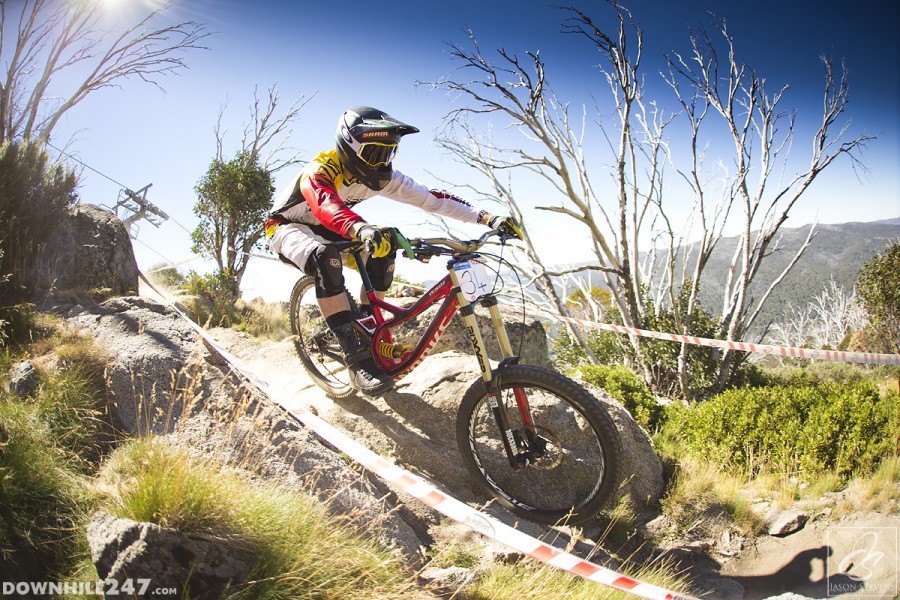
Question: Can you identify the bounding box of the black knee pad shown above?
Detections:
[366,256,395,292]
[305,245,345,298]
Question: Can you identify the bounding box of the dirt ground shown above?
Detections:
[720,511,899,599]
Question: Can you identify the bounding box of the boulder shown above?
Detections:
[64,296,429,565]
[765,509,810,537]
[573,377,666,509]
[87,511,251,598]
[315,350,664,518]
[387,295,551,367]
[65,296,207,436]
[6,360,39,397]
[36,203,138,304]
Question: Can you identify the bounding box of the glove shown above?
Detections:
[488,215,523,239]
[356,224,401,258]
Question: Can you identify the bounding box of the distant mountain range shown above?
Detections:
[692,218,900,333]
[550,218,899,335]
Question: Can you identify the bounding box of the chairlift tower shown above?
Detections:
[106,184,169,239]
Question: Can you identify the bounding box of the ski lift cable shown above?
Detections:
[47,141,195,236]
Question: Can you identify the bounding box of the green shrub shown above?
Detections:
[0,141,78,344]
[662,379,900,480]
[180,270,242,327]
[180,271,291,339]
[551,283,755,401]
[856,242,900,352]
[763,361,900,390]
[576,364,662,430]
[0,398,91,581]
[146,262,186,291]
[552,327,627,369]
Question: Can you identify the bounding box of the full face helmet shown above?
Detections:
[335,106,419,190]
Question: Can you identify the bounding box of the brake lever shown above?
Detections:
[497,231,516,245]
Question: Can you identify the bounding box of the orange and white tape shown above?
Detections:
[278,397,696,600]
[257,248,898,365]
[502,302,900,366]
[137,271,697,600]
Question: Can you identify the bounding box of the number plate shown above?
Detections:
[454,260,492,302]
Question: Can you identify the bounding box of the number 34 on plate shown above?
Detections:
[454,260,492,302]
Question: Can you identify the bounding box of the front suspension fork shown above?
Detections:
[449,269,542,469]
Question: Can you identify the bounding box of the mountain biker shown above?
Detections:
[265,105,521,396]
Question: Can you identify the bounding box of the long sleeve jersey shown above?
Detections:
[267,149,481,238]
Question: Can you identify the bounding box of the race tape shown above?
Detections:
[144,254,203,273]
[503,302,900,366]
[136,272,697,600]
[254,247,899,366]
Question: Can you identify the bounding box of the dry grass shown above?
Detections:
[465,555,690,600]
[658,456,765,538]
[96,437,423,599]
[831,455,900,517]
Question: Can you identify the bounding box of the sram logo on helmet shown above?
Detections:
[361,131,390,139]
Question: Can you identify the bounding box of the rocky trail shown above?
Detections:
[207,326,899,600]
[39,203,896,598]
[61,283,897,599]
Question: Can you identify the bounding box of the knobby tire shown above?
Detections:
[456,364,622,524]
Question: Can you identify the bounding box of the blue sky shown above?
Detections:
[48,0,899,300]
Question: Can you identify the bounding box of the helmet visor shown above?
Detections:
[357,142,398,168]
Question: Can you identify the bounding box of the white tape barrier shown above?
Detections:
[137,273,697,600]
[144,254,204,273]
[500,301,900,366]
[247,250,898,365]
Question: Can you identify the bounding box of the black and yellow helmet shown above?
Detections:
[335,106,419,190]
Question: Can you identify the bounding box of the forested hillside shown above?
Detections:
[692,219,900,336]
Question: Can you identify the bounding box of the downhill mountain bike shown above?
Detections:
[289,229,622,524]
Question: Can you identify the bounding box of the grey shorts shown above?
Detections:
[266,222,331,271]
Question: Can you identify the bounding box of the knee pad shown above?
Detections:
[366,256,395,292]
[306,245,345,297]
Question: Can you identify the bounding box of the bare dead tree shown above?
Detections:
[665,18,875,389]
[434,117,599,361]
[427,6,672,384]
[0,0,209,145]
[767,277,867,353]
[213,83,313,173]
[426,1,874,398]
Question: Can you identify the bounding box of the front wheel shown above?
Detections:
[456,364,622,524]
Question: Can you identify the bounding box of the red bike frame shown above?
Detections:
[348,234,539,468]
[358,271,460,379]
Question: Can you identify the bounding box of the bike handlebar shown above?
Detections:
[410,228,505,254]
[331,229,513,260]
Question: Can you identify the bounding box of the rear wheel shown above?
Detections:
[289,276,355,398]
[456,364,622,524]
